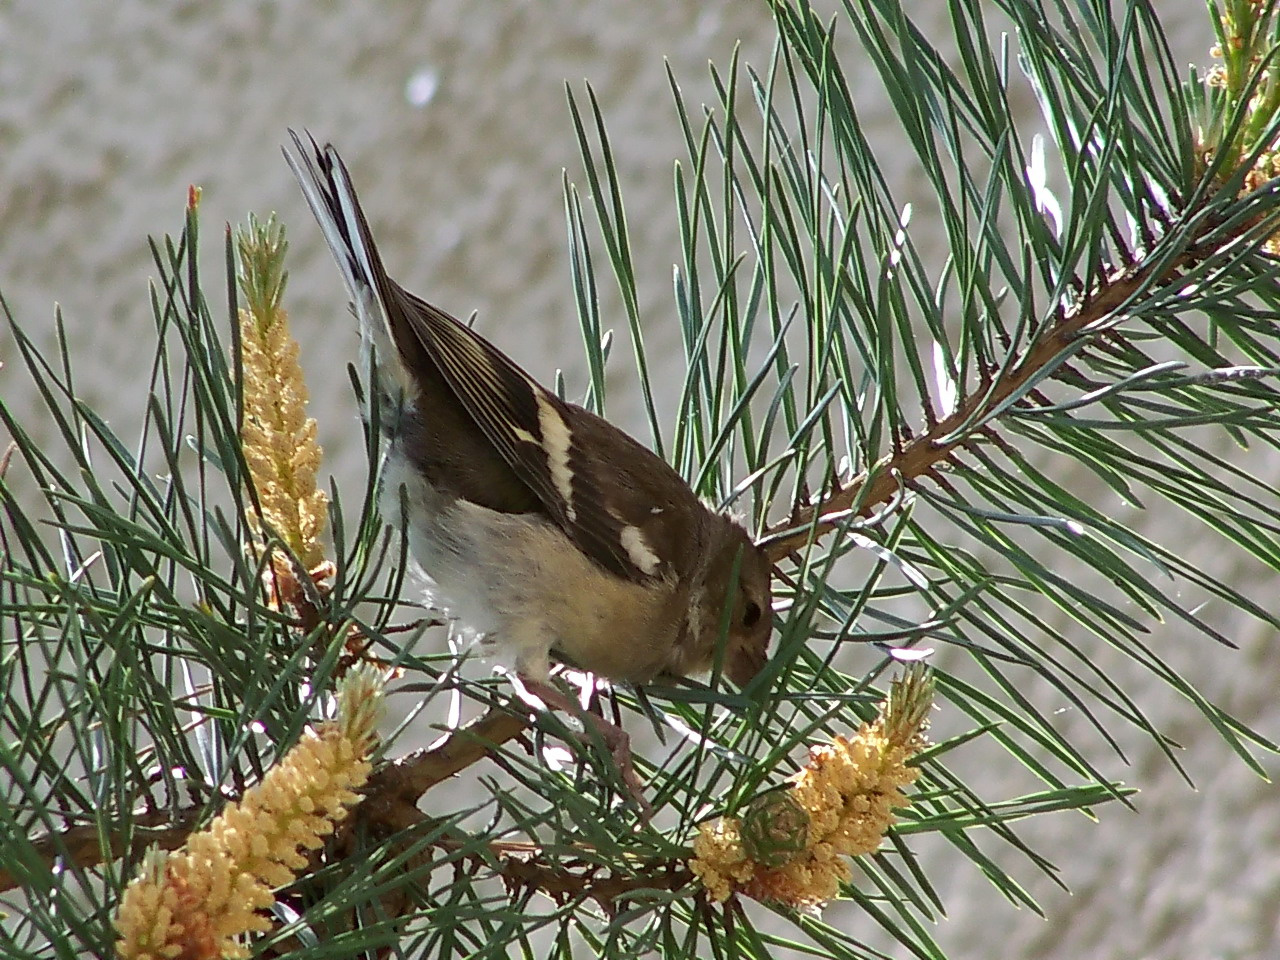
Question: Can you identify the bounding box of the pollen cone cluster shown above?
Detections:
[114,666,385,960]
[691,667,932,908]
[236,214,328,573]
[1199,0,1280,252]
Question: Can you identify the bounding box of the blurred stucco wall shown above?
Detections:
[2,2,1276,957]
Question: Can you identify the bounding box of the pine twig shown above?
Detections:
[2,707,528,896]
[758,215,1241,561]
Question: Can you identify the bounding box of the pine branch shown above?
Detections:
[2,706,528,897]
[759,194,1269,559]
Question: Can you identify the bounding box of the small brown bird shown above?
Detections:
[285,134,772,806]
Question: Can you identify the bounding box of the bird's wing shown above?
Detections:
[394,286,670,584]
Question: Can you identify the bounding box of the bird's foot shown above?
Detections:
[515,675,654,824]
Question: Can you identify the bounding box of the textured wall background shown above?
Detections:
[2,2,1276,956]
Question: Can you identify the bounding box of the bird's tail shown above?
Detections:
[283,131,420,402]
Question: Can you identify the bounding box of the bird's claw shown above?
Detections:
[517,675,654,824]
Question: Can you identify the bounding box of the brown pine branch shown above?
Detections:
[0,706,529,895]
[759,217,1226,563]
[355,706,531,834]
[0,807,204,895]
[500,852,693,912]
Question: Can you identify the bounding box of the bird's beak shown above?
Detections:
[726,643,767,689]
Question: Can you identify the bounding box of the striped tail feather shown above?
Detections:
[283,130,420,400]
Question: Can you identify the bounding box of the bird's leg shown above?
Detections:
[513,674,654,823]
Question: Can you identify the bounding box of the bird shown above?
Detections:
[285,133,773,811]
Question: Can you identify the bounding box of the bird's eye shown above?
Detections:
[741,600,762,628]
